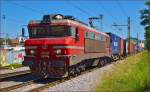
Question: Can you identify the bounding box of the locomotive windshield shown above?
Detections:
[28,26,75,38]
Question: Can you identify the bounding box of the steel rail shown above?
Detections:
[0,78,44,92]
[0,60,119,92]
[0,70,31,81]
[29,60,120,92]
[29,66,101,92]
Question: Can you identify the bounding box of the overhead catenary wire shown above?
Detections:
[67,1,113,32]
[8,1,45,15]
[67,1,94,17]
[95,0,126,37]
[115,0,143,39]
[1,1,47,38]
[95,1,124,36]
[97,1,120,23]
[115,0,128,17]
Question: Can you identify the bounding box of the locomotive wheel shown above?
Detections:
[108,57,113,63]
[97,59,101,68]
[100,59,105,67]
[104,58,108,65]
[81,64,86,72]
[70,66,75,77]
[76,66,81,75]
[66,71,71,79]
[97,58,105,67]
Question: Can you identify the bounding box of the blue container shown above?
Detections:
[107,33,121,54]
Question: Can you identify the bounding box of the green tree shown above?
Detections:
[140,1,150,51]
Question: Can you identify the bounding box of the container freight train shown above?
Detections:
[22,14,136,78]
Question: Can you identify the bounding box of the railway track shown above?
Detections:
[0,66,100,92]
[29,66,102,92]
[0,78,46,92]
[0,61,118,92]
[0,70,31,82]
[29,61,124,92]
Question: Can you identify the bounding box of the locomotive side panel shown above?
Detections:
[85,39,106,53]
[84,31,107,53]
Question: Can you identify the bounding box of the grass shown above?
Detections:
[95,51,150,92]
[4,63,23,69]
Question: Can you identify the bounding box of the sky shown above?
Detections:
[0,0,147,40]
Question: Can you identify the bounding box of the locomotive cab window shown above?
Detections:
[69,26,76,37]
[28,26,75,38]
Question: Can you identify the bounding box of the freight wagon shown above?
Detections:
[120,39,127,58]
[107,33,126,60]
[126,41,136,55]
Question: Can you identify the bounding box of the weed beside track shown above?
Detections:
[95,51,150,92]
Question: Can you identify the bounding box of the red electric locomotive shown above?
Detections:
[22,14,111,78]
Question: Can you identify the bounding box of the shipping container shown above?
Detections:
[120,39,127,57]
[126,41,135,55]
[107,32,121,54]
[120,38,124,55]
[129,41,135,54]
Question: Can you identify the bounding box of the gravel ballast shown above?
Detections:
[43,62,120,92]
[0,67,29,75]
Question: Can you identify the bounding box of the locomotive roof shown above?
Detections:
[29,19,109,37]
[53,19,109,37]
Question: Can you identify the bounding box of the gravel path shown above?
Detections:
[0,67,29,75]
[43,61,122,92]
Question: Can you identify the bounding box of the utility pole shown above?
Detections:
[88,14,103,30]
[137,32,139,52]
[112,17,131,55]
[2,15,7,46]
[127,17,131,55]
[99,14,103,30]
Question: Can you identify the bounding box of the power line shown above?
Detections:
[67,1,94,16]
[68,1,113,32]
[115,0,143,39]
[115,0,128,17]
[95,1,125,34]
[97,1,120,23]
[8,1,45,15]
[96,0,128,38]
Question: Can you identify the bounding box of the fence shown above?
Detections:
[0,49,25,66]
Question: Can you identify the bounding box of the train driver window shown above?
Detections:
[70,26,76,37]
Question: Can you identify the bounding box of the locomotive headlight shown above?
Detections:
[54,49,61,54]
[30,50,35,54]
